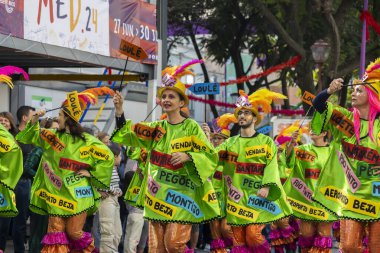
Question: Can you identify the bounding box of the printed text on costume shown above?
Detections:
[36,189,77,213]
[342,140,380,165]
[133,123,166,141]
[150,150,183,170]
[287,197,329,220]
[321,186,380,218]
[329,109,354,137]
[40,129,65,152]
[144,192,177,219]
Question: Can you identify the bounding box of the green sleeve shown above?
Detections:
[184,123,218,187]
[111,120,158,150]
[286,146,296,168]
[0,125,23,189]
[127,146,142,160]
[87,138,115,190]
[311,102,352,138]
[16,122,48,150]
[261,139,282,201]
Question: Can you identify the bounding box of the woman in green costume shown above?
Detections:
[16,88,115,253]
[283,129,337,253]
[311,58,380,252]
[217,89,292,253]
[111,59,220,253]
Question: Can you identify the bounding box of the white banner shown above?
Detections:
[24,0,109,56]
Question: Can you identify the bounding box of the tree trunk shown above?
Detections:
[188,29,219,119]
[280,70,290,109]
[296,57,316,111]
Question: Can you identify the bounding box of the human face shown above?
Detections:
[160,89,184,113]
[58,110,67,130]
[114,153,122,166]
[237,109,256,129]
[211,135,226,147]
[50,122,59,130]
[101,135,110,145]
[0,116,10,130]
[23,110,35,123]
[351,85,368,108]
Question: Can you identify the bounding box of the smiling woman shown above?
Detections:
[311,58,380,252]
[111,60,220,253]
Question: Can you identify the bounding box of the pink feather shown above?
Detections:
[276,135,292,145]
[0,66,29,80]
[172,59,204,77]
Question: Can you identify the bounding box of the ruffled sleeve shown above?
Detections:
[260,138,282,201]
[111,119,160,150]
[311,102,353,139]
[86,135,115,190]
[0,125,23,189]
[183,121,218,187]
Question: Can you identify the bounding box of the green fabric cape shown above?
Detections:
[0,124,23,217]
[16,122,114,217]
[311,102,380,221]
[283,143,337,221]
[111,118,220,224]
[217,133,292,226]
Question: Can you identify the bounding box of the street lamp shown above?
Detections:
[311,39,330,92]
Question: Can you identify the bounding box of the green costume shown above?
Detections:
[16,122,114,217]
[112,118,220,224]
[211,162,227,218]
[283,143,337,222]
[217,132,292,226]
[0,124,23,217]
[124,147,147,208]
[278,151,291,185]
[312,102,380,221]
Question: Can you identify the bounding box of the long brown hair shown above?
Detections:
[0,112,19,136]
[59,110,86,142]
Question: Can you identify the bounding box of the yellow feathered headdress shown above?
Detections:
[362,58,380,99]
[234,89,287,125]
[212,113,238,138]
[275,120,309,149]
[62,87,115,122]
[158,59,204,106]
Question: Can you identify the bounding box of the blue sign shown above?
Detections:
[257,125,272,134]
[247,196,281,215]
[188,83,220,95]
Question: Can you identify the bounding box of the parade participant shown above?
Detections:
[111,59,220,253]
[269,122,309,253]
[283,128,336,253]
[203,113,237,253]
[311,58,380,252]
[217,89,292,253]
[0,122,23,218]
[16,87,115,253]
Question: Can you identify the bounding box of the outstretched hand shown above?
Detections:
[31,109,46,125]
[257,187,270,199]
[327,78,344,94]
[113,91,124,116]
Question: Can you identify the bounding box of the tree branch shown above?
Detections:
[254,0,306,56]
[336,47,380,77]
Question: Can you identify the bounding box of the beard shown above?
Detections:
[239,119,253,129]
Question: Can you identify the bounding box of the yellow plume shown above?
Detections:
[0,75,14,89]
[217,113,238,129]
[248,89,287,114]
